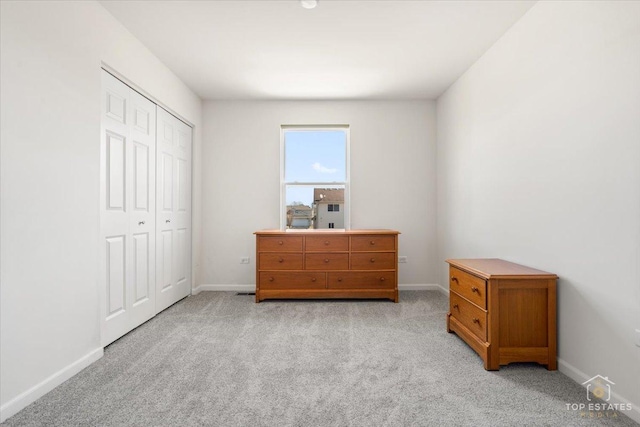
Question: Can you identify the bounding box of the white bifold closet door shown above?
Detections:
[155,107,192,313]
[100,71,157,346]
[100,71,193,346]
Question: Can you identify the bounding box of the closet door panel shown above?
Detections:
[133,143,149,211]
[156,107,192,313]
[100,70,156,346]
[133,232,151,305]
[127,88,156,329]
[106,235,126,317]
[106,133,126,211]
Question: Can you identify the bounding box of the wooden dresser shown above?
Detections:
[254,230,400,303]
[446,259,558,370]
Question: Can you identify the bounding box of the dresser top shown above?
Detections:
[446,258,557,280]
[255,229,400,235]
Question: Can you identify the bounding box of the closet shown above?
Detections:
[99,70,192,346]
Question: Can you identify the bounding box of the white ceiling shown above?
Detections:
[100,0,536,100]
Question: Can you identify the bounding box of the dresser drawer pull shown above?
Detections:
[370,241,376,245]
[269,277,274,282]
[324,258,330,263]
[451,277,458,283]
[379,277,385,282]
[278,240,283,245]
[471,287,479,293]
[337,278,343,282]
[324,240,330,245]
[370,258,375,263]
[472,318,480,324]
[452,303,459,309]
[311,277,317,282]
[278,258,284,263]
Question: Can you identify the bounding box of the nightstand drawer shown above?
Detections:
[305,235,349,252]
[351,252,396,270]
[259,253,303,270]
[450,267,487,309]
[351,235,395,252]
[450,292,487,342]
[258,236,303,252]
[259,272,326,290]
[327,272,395,289]
[305,253,349,270]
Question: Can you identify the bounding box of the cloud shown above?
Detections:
[312,162,337,174]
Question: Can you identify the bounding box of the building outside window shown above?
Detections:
[313,190,344,229]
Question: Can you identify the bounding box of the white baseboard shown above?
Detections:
[558,358,640,424]
[399,284,449,295]
[0,347,103,423]
[192,284,255,294]
[193,284,449,295]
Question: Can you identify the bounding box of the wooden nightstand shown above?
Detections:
[446,258,558,370]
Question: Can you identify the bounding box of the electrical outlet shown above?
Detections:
[398,256,407,263]
[240,257,250,264]
[635,329,640,347]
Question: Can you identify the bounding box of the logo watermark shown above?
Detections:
[566,375,634,419]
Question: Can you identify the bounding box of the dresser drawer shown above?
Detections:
[351,252,396,270]
[450,292,487,342]
[327,272,395,289]
[305,235,349,252]
[351,235,396,252]
[258,236,303,252]
[450,267,487,309]
[259,253,303,270]
[305,253,349,270]
[259,272,326,290]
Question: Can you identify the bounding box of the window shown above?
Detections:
[281,126,349,230]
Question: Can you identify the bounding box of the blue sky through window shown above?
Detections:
[285,130,346,182]
[285,130,346,205]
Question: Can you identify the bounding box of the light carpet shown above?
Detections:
[2,291,637,426]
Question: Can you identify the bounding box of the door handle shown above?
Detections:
[166,219,171,223]
[138,221,145,225]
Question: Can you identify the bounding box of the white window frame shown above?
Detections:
[280,125,350,230]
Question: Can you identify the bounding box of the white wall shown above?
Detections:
[437,0,640,419]
[0,1,202,421]
[201,101,437,288]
